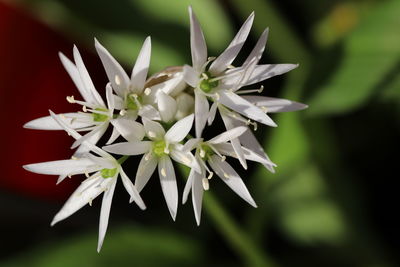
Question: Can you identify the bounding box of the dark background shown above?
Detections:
[0,0,399,266]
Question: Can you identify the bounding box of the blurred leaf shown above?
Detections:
[272,165,346,244]
[133,0,233,52]
[309,0,400,115]
[3,225,204,267]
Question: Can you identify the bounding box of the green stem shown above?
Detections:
[179,166,276,267]
[117,155,130,164]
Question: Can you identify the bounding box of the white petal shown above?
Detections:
[182,138,202,152]
[188,6,207,72]
[135,153,158,192]
[105,126,121,145]
[23,158,96,176]
[241,96,308,113]
[208,102,218,126]
[105,83,115,112]
[218,91,277,127]
[58,52,90,103]
[73,45,105,106]
[113,95,125,110]
[170,148,201,173]
[95,38,130,97]
[243,28,269,66]
[175,93,195,120]
[182,168,194,204]
[51,176,105,226]
[209,12,254,75]
[24,113,92,130]
[111,118,145,142]
[194,90,209,138]
[97,178,117,252]
[244,64,299,86]
[49,110,82,140]
[208,155,257,207]
[183,65,200,88]
[160,72,187,97]
[158,156,178,220]
[165,114,194,143]
[220,110,247,169]
[102,141,151,155]
[191,168,204,225]
[131,36,151,92]
[71,124,108,149]
[208,126,247,144]
[157,91,177,123]
[142,117,165,140]
[138,104,162,121]
[119,167,146,209]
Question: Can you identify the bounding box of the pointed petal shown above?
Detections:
[71,125,107,149]
[209,155,257,207]
[49,110,82,140]
[24,113,92,130]
[219,91,277,127]
[194,90,209,138]
[157,91,177,123]
[102,141,151,155]
[175,92,195,120]
[243,28,269,66]
[182,138,202,152]
[59,52,90,103]
[192,168,204,226]
[183,65,200,87]
[208,102,218,126]
[73,45,105,106]
[182,168,194,204]
[95,38,130,97]
[158,156,178,220]
[188,6,207,71]
[105,125,121,145]
[131,36,151,92]
[170,148,201,173]
[165,114,194,143]
[105,83,115,112]
[142,117,165,140]
[23,158,96,176]
[97,178,117,252]
[135,153,158,192]
[51,176,105,226]
[208,126,247,144]
[119,167,146,209]
[241,96,308,113]
[111,118,145,142]
[209,12,254,75]
[138,104,161,120]
[244,64,299,86]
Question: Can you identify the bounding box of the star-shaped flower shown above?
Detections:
[23,111,145,252]
[103,114,200,220]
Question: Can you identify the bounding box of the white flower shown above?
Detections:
[103,114,200,220]
[23,111,145,252]
[183,6,300,137]
[181,126,275,225]
[95,37,182,123]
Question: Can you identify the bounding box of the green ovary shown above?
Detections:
[199,71,219,93]
[92,108,109,122]
[153,140,167,157]
[200,144,214,160]
[101,168,117,178]
[126,94,142,110]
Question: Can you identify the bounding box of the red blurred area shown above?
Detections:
[0,2,101,200]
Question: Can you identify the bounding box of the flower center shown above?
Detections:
[100,168,117,178]
[92,108,109,122]
[126,93,142,110]
[153,140,168,157]
[199,71,219,93]
[199,144,214,161]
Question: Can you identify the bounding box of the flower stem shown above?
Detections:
[117,155,129,164]
[178,166,277,267]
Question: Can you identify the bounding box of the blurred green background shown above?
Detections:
[1,0,399,266]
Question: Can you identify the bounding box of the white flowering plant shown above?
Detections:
[23,6,307,252]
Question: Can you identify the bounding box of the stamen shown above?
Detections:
[214,92,220,100]
[227,64,235,69]
[181,155,191,165]
[221,156,226,162]
[144,87,152,96]
[200,149,206,158]
[223,172,230,179]
[115,75,121,86]
[201,73,209,80]
[236,85,264,95]
[207,172,214,180]
[71,156,79,160]
[85,172,89,178]
[161,168,167,177]
[163,147,170,154]
[66,95,75,103]
[88,198,93,206]
[82,106,87,112]
[202,178,209,190]
[148,131,156,138]
[246,120,258,131]
[120,109,127,116]
[261,106,268,113]
[144,153,151,161]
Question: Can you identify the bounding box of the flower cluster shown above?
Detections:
[23,6,307,251]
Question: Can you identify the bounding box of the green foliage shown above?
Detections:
[309,0,400,115]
